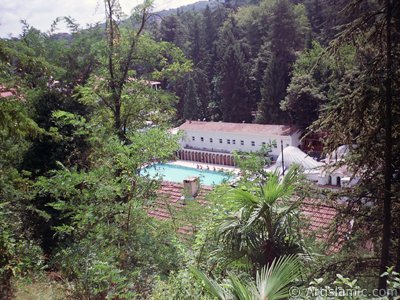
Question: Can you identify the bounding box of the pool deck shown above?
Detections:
[168,160,239,174]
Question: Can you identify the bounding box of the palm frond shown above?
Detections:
[228,188,259,208]
[190,255,301,300]
[189,266,228,300]
[256,255,301,300]
[281,165,300,190]
[229,274,254,300]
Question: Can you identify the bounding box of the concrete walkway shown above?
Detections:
[168,160,239,173]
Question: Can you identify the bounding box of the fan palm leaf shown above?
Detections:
[191,255,301,300]
[216,166,304,267]
[255,255,301,300]
[189,267,229,300]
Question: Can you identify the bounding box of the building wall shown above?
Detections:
[179,129,300,157]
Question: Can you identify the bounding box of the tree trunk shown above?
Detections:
[114,98,125,141]
[396,227,400,272]
[378,0,393,291]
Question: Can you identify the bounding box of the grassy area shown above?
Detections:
[13,277,66,300]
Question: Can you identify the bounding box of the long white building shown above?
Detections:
[175,121,301,165]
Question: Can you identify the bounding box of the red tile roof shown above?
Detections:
[178,121,299,136]
[149,183,344,250]
[0,84,20,99]
[301,198,349,252]
[148,182,212,234]
[0,85,15,98]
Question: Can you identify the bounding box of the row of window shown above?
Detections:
[191,136,281,148]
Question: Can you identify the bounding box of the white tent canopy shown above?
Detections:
[276,146,323,170]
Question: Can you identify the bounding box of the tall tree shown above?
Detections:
[189,15,207,67]
[379,0,396,289]
[183,76,201,120]
[159,14,186,49]
[219,43,252,123]
[281,41,341,129]
[256,0,305,124]
[79,1,191,140]
[309,0,400,290]
[102,0,151,141]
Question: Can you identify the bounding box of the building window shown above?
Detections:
[200,137,204,142]
[210,138,213,143]
[219,138,223,144]
[262,142,266,146]
[240,140,244,146]
[251,141,255,147]
[232,139,236,145]
[227,139,231,144]
[192,136,195,141]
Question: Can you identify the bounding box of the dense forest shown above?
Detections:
[0,0,399,299]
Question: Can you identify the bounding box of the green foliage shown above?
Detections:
[77,32,191,138]
[219,42,252,123]
[31,110,182,297]
[151,269,212,300]
[183,76,202,120]
[281,41,355,128]
[300,268,400,300]
[232,144,273,181]
[256,0,305,124]
[214,166,305,268]
[0,100,42,141]
[191,255,301,300]
[1,0,399,298]
[0,35,65,87]
[0,91,45,298]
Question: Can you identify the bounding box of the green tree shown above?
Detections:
[189,15,207,67]
[34,110,183,297]
[256,0,306,124]
[281,41,335,129]
[0,86,45,298]
[216,167,304,268]
[183,76,202,120]
[309,0,400,289]
[219,43,252,123]
[159,14,186,49]
[92,0,190,140]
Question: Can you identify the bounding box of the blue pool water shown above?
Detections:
[141,163,231,186]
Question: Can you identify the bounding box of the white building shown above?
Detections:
[177,121,301,159]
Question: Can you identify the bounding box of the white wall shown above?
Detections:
[179,129,300,157]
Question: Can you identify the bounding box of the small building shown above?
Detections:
[273,146,359,188]
[0,84,17,98]
[176,121,301,160]
[127,77,161,90]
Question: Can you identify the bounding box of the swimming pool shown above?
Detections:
[141,163,231,186]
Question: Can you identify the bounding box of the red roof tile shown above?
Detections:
[149,183,346,252]
[301,198,349,252]
[0,84,20,100]
[147,182,211,233]
[178,121,299,136]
